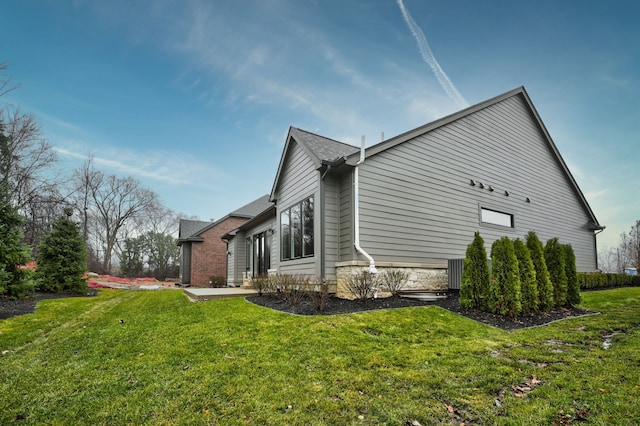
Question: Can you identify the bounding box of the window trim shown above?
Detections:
[280,195,314,261]
[479,206,514,229]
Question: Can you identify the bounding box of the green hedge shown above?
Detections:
[578,273,640,289]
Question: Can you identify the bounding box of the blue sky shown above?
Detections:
[1,0,638,250]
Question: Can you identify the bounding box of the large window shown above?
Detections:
[281,196,314,260]
[481,207,514,228]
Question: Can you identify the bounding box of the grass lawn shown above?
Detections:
[1,288,639,425]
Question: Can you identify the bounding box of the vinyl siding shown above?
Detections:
[225,232,243,287]
[339,171,354,261]
[226,238,236,286]
[356,95,597,271]
[274,140,320,277]
[323,174,340,279]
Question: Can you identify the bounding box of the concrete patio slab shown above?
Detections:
[183,287,257,301]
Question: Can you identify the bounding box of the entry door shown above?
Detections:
[253,232,270,277]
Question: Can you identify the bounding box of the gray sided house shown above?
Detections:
[178,195,272,287]
[222,204,277,287]
[226,87,603,296]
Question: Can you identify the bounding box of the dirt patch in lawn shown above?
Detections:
[247,293,596,331]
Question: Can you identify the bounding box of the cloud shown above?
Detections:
[55,144,227,188]
[81,0,465,143]
[396,0,468,109]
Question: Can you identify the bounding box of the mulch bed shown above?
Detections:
[247,293,596,331]
[0,290,98,320]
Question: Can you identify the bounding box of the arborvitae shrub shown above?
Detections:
[460,232,490,310]
[36,209,88,294]
[577,272,638,289]
[544,238,568,307]
[563,244,580,306]
[489,237,522,317]
[526,231,554,311]
[513,238,538,313]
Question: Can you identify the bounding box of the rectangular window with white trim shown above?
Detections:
[480,207,514,228]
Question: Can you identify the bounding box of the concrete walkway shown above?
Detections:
[183,287,258,301]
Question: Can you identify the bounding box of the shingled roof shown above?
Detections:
[178,219,212,243]
[270,127,359,200]
[289,127,358,164]
[177,195,273,244]
[228,194,272,218]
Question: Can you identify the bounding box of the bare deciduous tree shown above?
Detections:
[597,246,618,273]
[2,63,61,254]
[71,159,158,273]
[0,61,19,98]
[603,220,640,273]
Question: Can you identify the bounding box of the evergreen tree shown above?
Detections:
[145,232,180,280]
[36,208,88,294]
[489,237,522,317]
[544,238,568,307]
[119,236,145,278]
[563,243,580,306]
[0,182,34,298]
[513,238,538,313]
[460,232,490,310]
[526,231,554,311]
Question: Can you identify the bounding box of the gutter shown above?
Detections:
[353,136,377,273]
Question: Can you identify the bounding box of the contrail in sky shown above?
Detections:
[396,0,468,108]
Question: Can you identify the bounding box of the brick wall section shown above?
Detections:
[189,217,249,287]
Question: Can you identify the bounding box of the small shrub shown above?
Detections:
[262,274,278,297]
[460,232,491,310]
[208,276,226,288]
[251,275,270,296]
[344,270,378,302]
[562,244,580,306]
[275,274,307,305]
[526,231,554,311]
[381,269,409,298]
[489,237,521,317]
[545,238,568,307]
[274,273,292,301]
[308,278,331,311]
[513,238,538,313]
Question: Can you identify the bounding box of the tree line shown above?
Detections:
[599,220,640,273]
[1,61,188,282]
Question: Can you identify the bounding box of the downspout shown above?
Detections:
[354,136,377,273]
